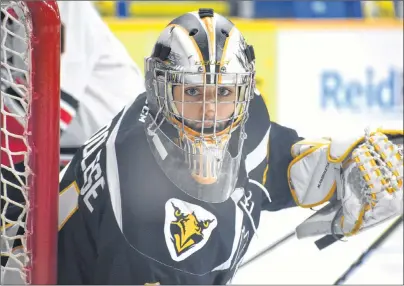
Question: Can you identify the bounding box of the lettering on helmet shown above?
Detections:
[194,60,231,66]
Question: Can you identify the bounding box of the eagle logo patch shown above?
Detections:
[164,198,217,261]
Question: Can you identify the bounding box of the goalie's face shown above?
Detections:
[144,9,256,203]
[172,85,237,132]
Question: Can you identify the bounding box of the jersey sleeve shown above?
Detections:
[57,150,96,284]
[244,91,303,212]
[57,1,102,104]
[262,122,303,211]
[57,1,106,134]
[57,116,118,284]
[60,89,79,134]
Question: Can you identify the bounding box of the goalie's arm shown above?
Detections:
[57,152,96,285]
[261,122,303,211]
[243,92,303,211]
[57,117,117,284]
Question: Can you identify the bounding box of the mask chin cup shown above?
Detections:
[191,173,218,185]
[181,135,230,186]
[144,113,244,203]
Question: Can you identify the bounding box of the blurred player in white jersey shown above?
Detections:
[1,1,145,168]
[57,1,145,162]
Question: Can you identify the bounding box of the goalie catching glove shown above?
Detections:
[288,129,403,238]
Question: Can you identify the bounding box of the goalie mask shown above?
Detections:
[144,9,256,203]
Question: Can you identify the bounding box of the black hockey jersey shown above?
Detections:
[57,91,302,285]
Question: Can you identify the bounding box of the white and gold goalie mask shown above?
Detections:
[144,9,256,203]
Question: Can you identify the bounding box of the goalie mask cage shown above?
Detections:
[1,1,60,284]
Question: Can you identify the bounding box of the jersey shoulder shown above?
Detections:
[243,90,271,156]
[59,93,148,226]
[59,92,148,189]
[243,89,301,158]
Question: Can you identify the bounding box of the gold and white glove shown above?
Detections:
[328,129,403,236]
[289,129,403,239]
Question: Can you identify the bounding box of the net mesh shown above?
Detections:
[1,1,32,284]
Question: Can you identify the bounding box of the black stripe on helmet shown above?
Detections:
[214,15,234,74]
[169,13,211,76]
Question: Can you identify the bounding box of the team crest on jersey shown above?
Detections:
[164,198,217,261]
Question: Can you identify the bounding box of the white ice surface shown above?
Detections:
[232,207,403,284]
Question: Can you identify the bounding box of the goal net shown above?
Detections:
[1,1,60,284]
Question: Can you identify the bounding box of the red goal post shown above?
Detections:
[1,1,60,284]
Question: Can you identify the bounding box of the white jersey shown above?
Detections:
[57,1,145,148]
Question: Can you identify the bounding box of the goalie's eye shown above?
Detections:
[217,87,231,97]
[185,87,200,97]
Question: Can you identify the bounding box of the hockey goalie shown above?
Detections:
[54,9,403,284]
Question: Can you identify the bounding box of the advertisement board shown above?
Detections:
[275,25,403,137]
